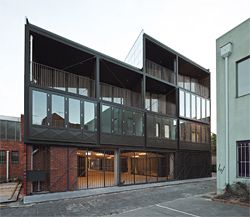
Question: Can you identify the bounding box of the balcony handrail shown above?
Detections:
[31,61,95,83]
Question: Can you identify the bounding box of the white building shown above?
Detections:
[216,18,250,193]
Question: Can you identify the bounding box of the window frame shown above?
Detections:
[11,151,19,164]
[236,140,250,179]
[0,150,6,164]
[236,56,250,98]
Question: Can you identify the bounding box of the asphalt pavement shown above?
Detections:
[0,179,249,217]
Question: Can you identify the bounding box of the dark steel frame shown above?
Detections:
[24,20,212,183]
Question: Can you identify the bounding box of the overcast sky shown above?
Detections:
[0,0,249,133]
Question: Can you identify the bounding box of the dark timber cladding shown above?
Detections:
[24,20,211,194]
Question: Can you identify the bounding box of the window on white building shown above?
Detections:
[237,141,250,178]
[237,57,250,97]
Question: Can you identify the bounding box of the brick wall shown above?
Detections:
[0,141,25,182]
[25,144,78,194]
[0,115,25,182]
[50,146,77,192]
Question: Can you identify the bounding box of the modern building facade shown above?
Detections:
[24,20,211,195]
[0,115,25,182]
[216,18,250,193]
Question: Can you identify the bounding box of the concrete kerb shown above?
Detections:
[23,177,215,204]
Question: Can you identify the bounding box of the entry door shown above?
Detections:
[77,156,86,177]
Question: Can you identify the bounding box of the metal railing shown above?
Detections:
[146,59,175,84]
[31,62,95,97]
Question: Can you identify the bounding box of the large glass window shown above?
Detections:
[113,107,122,135]
[16,123,21,141]
[0,120,6,140]
[135,112,143,136]
[84,101,96,131]
[191,95,196,119]
[201,98,206,120]
[179,90,185,117]
[32,90,47,125]
[196,97,201,120]
[124,110,134,136]
[101,105,112,133]
[7,121,15,140]
[237,57,250,97]
[68,98,80,129]
[185,92,191,118]
[51,94,65,128]
[206,100,210,119]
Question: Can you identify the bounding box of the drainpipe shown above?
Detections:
[220,43,232,185]
[30,34,33,81]
[6,151,9,182]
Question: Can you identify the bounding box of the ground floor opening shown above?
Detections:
[25,144,210,195]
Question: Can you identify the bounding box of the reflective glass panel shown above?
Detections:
[135,112,143,136]
[69,98,80,129]
[0,120,6,140]
[185,92,191,118]
[16,123,21,141]
[32,90,47,125]
[191,94,196,119]
[196,97,201,120]
[101,105,111,133]
[179,90,185,117]
[124,110,134,136]
[202,98,206,119]
[206,100,210,118]
[7,121,15,140]
[52,95,65,127]
[84,101,95,131]
[113,107,122,135]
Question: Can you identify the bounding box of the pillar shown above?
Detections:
[114,149,120,186]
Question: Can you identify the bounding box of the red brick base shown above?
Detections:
[25,145,77,194]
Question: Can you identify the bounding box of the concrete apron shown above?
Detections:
[23,177,215,204]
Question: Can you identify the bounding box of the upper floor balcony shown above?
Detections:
[31,61,95,98]
[146,59,175,84]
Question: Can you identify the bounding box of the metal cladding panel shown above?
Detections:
[26,170,47,182]
[100,133,144,147]
[179,141,210,151]
[175,151,211,180]
[147,138,177,149]
[29,126,97,144]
